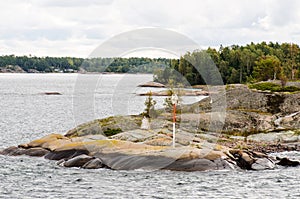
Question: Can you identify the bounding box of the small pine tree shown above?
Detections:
[163,89,174,111]
[143,91,157,118]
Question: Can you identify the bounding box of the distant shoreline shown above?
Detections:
[0,71,153,75]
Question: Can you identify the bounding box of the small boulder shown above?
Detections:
[63,155,94,167]
[251,158,275,170]
[277,157,300,167]
[56,159,65,166]
[82,158,106,169]
[230,150,254,170]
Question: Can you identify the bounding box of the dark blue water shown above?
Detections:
[0,74,299,198]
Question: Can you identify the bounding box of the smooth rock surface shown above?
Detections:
[251,158,275,170]
[0,146,20,156]
[111,129,156,142]
[0,146,49,157]
[165,158,218,171]
[22,147,50,157]
[19,133,71,151]
[247,133,281,143]
[45,149,89,160]
[64,154,94,167]
[82,158,106,169]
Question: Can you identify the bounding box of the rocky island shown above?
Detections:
[1,83,300,171]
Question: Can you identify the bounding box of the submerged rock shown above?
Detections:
[43,92,62,95]
[277,157,300,167]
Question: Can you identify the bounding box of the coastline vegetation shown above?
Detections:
[1,42,300,85]
[249,82,300,92]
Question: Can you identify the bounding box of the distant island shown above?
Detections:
[0,42,299,85]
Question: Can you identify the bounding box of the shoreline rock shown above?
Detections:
[138,90,210,96]
[1,84,299,172]
[1,132,299,172]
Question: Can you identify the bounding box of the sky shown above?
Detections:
[1,0,300,58]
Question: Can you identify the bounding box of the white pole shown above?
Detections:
[171,94,178,148]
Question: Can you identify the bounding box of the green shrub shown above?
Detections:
[281,86,300,92]
[249,82,300,92]
[249,82,281,91]
[103,128,122,136]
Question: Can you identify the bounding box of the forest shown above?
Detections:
[0,42,299,85]
[154,42,300,85]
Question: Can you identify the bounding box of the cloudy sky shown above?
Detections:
[1,0,300,57]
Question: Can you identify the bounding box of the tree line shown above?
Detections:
[1,42,300,85]
[0,55,83,72]
[0,55,170,73]
[154,42,300,85]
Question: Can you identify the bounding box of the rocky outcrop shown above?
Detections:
[65,116,142,137]
[1,131,299,172]
[138,90,210,96]
[0,84,299,172]
[180,84,300,134]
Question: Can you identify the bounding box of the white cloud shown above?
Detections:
[0,0,300,57]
